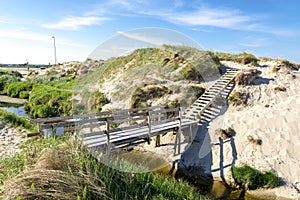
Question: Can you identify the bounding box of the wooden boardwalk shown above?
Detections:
[31,69,239,154]
[31,107,198,153]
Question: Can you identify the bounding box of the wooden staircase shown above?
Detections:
[183,69,239,121]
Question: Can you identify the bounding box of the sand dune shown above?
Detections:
[210,61,300,199]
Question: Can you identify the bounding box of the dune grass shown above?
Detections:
[0,136,207,199]
[216,52,259,65]
[232,164,280,190]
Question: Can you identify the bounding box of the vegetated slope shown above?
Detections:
[75,45,221,112]
[0,137,207,200]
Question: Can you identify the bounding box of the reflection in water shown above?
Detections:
[0,104,30,118]
[119,151,275,200]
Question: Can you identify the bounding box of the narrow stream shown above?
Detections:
[0,103,30,118]
[118,151,274,200]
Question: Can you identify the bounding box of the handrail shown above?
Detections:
[30,106,163,124]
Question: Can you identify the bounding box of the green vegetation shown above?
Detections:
[0,136,206,199]
[73,90,109,113]
[0,70,22,77]
[130,85,172,109]
[81,46,220,88]
[216,52,259,65]
[232,164,280,190]
[228,90,249,106]
[0,109,35,130]
[5,82,33,98]
[24,84,73,118]
[276,59,300,70]
[0,71,21,92]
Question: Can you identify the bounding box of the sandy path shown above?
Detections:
[0,120,27,158]
[0,95,27,104]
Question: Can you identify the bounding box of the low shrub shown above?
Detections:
[215,127,234,140]
[0,75,21,92]
[25,84,73,118]
[232,164,280,190]
[216,52,259,65]
[228,90,249,106]
[0,70,22,77]
[74,90,109,113]
[5,82,33,98]
[247,135,262,145]
[234,69,259,85]
[276,59,300,70]
[130,85,171,109]
[19,91,30,99]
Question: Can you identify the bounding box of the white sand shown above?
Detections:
[209,61,300,199]
[137,61,300,199]
[0,120,27,158]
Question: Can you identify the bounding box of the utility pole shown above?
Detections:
[52,36,57,65]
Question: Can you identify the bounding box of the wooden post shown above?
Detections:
[147,111,151,144]
[174,107,182,155]
[155,135,160,147]
[155,111,162,147]
[178,107,182,154]
[38,123,41,135]
[105,119,110,154]
[128,110,131,125]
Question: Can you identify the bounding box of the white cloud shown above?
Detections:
[0,29,85,47]
[239,43,262,48]
[162,7,253,29]
[117,31,169,46]
[42,16,108,30]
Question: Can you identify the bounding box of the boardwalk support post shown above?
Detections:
[147,111,151,144]
[105,119,110,154]
[155,111,162,147]
[174,107,182,155]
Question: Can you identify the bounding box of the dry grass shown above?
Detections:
[235,69,259,85]
[0,170,84,200]
[215,127,234,140]
[274,86,287,93]
[0,144,105,200]
[228,90,249,106]
[247,135,262,145]
[129,85,172,109]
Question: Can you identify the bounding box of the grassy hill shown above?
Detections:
[74,45,221,113]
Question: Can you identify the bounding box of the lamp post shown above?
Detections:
[52,36,57,65]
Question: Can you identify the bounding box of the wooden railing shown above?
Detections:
[30,106,196,154]
[30,106,164,137]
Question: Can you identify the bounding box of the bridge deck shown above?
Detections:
[80,118,197,150]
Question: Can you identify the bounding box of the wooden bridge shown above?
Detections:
[30,68,239,155]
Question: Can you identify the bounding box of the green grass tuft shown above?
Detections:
[232,164,280,190]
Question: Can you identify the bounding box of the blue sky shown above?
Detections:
[0,0,299,64]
